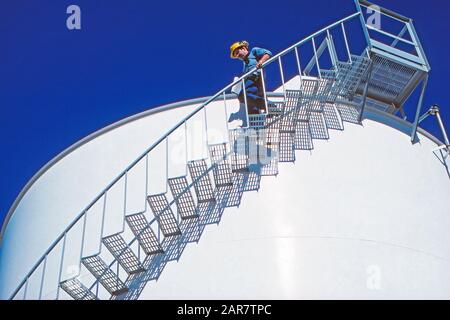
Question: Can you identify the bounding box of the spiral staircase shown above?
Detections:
[8,0,442,300]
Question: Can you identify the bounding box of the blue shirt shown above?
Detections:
[242,47,273,76]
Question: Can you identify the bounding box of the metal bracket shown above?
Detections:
[418,104,450,158]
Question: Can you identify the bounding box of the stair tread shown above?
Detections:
[126,213,164,256]
[81,255,128,296]
[188,160,216,203]
[102,233,145,275]
[60,278,97,300]
[209,144,233,188]
[168,176,199,220]
[147,194,181,237]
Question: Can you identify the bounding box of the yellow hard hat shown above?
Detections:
[230,41,249,58]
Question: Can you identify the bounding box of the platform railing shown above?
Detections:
[354,0,430,72]
[9,10,368,300]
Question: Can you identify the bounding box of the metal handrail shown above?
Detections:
[8,10,363,300]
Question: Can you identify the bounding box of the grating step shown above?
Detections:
[321,69,339,102]
[279,132,295,162]
[147,194,181,237]
[168,176,199,220]
[60,278,97,300]
[229,129,251,173]
[102,234,145,275]
[260,116,280,176]
[188,160,216,203]
[125,213,164,256]
[323,103,343,130]
[335,101,361,124]
[81,255,128,296]
[282,90,302,132]
[309,112,329,140]
[294,120,314,150]
[209,143,233,188]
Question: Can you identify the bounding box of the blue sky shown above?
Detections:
[1,0,449,227]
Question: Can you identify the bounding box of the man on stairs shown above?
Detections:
[230,41,274,115]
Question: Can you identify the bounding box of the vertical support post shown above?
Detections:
[95,282,99,299]
[435,109,450,146]
[203,107,209,156]
[260,69,269,113]
[278,56,286,101]
[165,137,169,192]
[294,46,303,89]
[56,232,67,300]
[38,255,48,300]
[312,37,322,78]
[223,92,230,134]
[353,0,372,50]
[116,261,120,293]
[326,29,338,68]
[242,78,250,127]
[138,241,141,262]
[23,277,29,300]
[99,193,107,253]
[123,171,128,232]
[358,60,373,123]
[184,120,188,170]
[78,212,88,275]
[341,23,352,64]
[145,154,149,211]
[406,20,430,71]
[411,75,428,143]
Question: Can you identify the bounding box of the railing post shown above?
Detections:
[184,120,189,167]
[312,37,322,78]
[358,60,373,122]
[38,255,48,300]
[411,75,429,143]
[165,137,169,191]
[260,70,269,113]
[78,213,87,278]
[145,154,149,211]
[341,23,352,64]
[123,171,128,231]
[223,92,230,134]
[55,232,67,300]
[353,0,372,50]
[326,29,338,68]
[99,193,107,253]
[241,78,250,127]
[203,107,209,156]
[278,56,286,101]
[294,46,303,88]
[23,277,29,300]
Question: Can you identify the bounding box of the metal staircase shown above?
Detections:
[9,1,436,300]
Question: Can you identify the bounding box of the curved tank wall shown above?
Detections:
[0,95,238,299]
[139,116,450,299]
[1,75,449,299]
